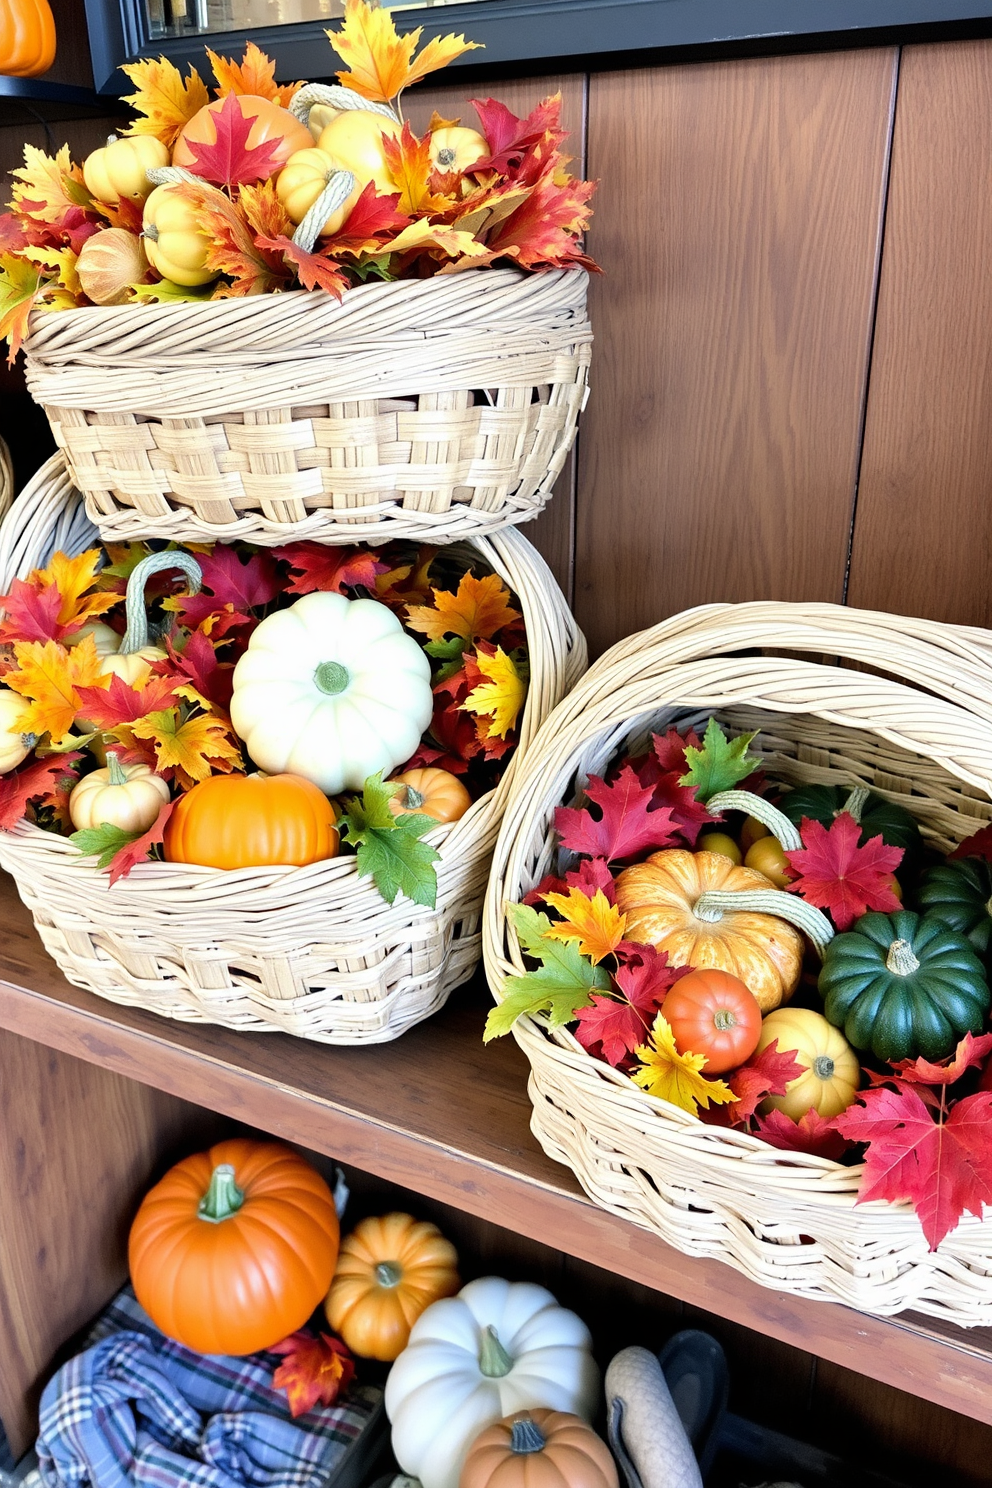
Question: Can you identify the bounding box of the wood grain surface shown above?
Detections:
[574,50,898,656]
[847,41,992,626]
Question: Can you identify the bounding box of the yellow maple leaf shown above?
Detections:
[0,255,44,363]
[10,144,88,225]
[7,634,107,745]
[406,571,519,644]
[462,646,527,739]
[326,0,481,104]
[374,219,488,262]
[631,1013,735,1116]
[29,549,119,630]
[22,245,83,310]
[543,887,627,964]
[131,709,243,791]
[207,41,301,107]
[120,56,210,148]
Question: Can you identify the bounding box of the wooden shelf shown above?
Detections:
[3,878,992,1428]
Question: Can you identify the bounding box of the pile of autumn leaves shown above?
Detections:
[0,1,596,357]
[0,540,528,883]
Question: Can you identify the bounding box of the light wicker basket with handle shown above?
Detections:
[483,601,992,1324]
[0,454,587,1044]
[22,268,591,548]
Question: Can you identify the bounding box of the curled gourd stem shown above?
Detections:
[693,888,835,959]
[510,1418,546,1455]
[706,790,803,852]
[289,83,400,127]
[145,164,203,189]
[122,550,203,654]
[842,785,871,823]
[292,169,357,255]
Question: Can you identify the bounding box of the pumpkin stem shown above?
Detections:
[122,550,203,654]
[315,661,350,696]
[399,786,425,810]
[105,751,128,787]
[885,938,920,977]
[842,786,870,824]
[812,1054,835,1080]
[375,1260,403,1288]
[198,1163,245,1224]
[478,1324,513,1378]
[693,902,725,924]
[713,1008,737,1031]
[510,1417,546,1455]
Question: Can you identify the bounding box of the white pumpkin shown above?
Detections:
[0,689,33,774]
[230,593,434,795]
[68,754,171,833]
[385,1277,600,1488]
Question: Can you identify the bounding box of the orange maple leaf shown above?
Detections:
[406,571,519,645]
[130,708,243,790]
[326,0,481,105]
[207,41,301,108]
[6,634,108,745]
[271,1332,355,1417]
[487,170,597,269]
[9,145,88,226]
[172,181,289,296]
[375,546,436,606]
[543,887,628,964]
[382,124,455,218]
[120,56,210,149]
[238,179,294,240]
[0,255,44,363]
[29,549,120,631]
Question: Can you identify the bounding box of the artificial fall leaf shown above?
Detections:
[10,145,88,226]
[171,181,288,296]
[130,708,243,790]
[0,255,43,361]
[632,1013,736,1115]
[405,699,481,775]
[486,170,596,271]
[6,635,106,745]
[484,901,610,1041]
[754,1107,850,1162]
[254,235,350,297]
[0,752,82,831]
[207,41,301,108]
[450,181,531,239]
[238,178,294,240]
[157,630,235,713]
[543,887,627,964]
[92,194,145,235]
[678,717,759,803]
[555,765,680,863]
[0,213,30,253]
[339,770,440,907]
[0,579,65,645]
[181,90,286,190]
[83,799,175,885]
[461,646,526,740]
[120,56,210,148]
[835,1085,992,1250]
[382,124,454,217]
[950,825,992,861]
[164,545,282,631]
[131,279,214,305]
[271,1332,355,1417]
[574,946,687,1068]
[321,182,411,257]
[375,218,487,263]
[30,549,119,632]
[375,546,436,608]
[327,0,481,104]
[22,244,83,309]
[74,673,178,731]
[272,543,388,596]
[471,95,567,176]
[723,1038,805,1126]
[888,1032,992,1087]
[567,857,617,903]
[407,571,519,647]
[785,814,903,932]
[614,941,690,1006]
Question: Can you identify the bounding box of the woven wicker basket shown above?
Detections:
[0,455,587,1044]
[0,436,12,525]
[22,269,591,547]
[483,601,992,1324]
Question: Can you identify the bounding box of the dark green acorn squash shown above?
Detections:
[917,857,992,957]
[819,909,989,1063]
[780,784,922,857]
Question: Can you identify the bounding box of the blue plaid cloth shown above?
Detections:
[34,1288,382,1488]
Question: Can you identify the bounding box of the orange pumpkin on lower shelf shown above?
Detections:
[325,1212,459,1360]
[460,1411,618,1488]
[164,772,338,870]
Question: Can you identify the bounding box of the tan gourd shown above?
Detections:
[76,229,149,307]
[69,753,170,833]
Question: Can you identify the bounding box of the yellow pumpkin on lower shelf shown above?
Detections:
[325,1212,459,1361]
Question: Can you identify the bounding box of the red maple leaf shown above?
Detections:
[888,1032,992,1087]
[323,182,410,254]
[724,1039,805,1126]
[270,1332,355,1418]
[950,824,992,861]
[567,857,616,903]
[0,578,68,645]
[254,234,350,297]
[170,547,281,632]
[575,988,655,1068]
[486,170,597,270]
[182,91,285,189]
[272,543,388,596]
[471,95,567,177]
[835,1085,992,1250]
[158,630,235,712]
[633,731,715,846]
[555,765,679,862]
[785,814,903,932]
[522,872,567,906]
[106,799,175,886]
[407,699,481,775]
[0,212,30,253]
[614,941,690,1004]
[0,752,83,831]
[754,1107,850,1162]
[75,673,178,729]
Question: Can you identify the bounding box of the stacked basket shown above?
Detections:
[0,267,591,1043]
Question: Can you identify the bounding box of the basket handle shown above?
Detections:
[121,551,202,655]
[289,83,400,130]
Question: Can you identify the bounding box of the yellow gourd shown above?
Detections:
[82,134,169,204]
[316,111,402,194]
[142,185,219,288]
[0,689,33,774]
[756,1008,860,1121]
[276,147,360,235]
[743,835,792,889]
[697,831,741,865]
[428,126,488,174]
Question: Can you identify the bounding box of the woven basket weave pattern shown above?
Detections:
[0,456,587,1044]
[483,603,992,1324]
[24,270,591,545]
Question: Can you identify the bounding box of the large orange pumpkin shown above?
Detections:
[0,0,55,77]
[460,1411,618,1488]
[164,772,338,870]
[172,95,311,174]
[325,1212,460,1361]
[129,1138,340,1355]
[615,849,804,1012]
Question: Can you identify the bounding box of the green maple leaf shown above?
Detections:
[340,770,440,909]
[70,820,142,870]
[679,717,759,801]
[484,902,611,1041]
[425,633,466,682]
[131,279,215,305]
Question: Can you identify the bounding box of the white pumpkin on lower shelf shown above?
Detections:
[385,1277,600,1488]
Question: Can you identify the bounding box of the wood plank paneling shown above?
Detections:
[847,42,992,625]
[574,50,898,656]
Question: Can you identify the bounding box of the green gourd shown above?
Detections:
[779,784,922,857]
[917,857,992,958]
[819,910,990,1063]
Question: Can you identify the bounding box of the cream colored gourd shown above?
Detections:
[429,127,488,174]
[316,111,402,193]
[68,621,165,687]
[605,1348,702,1488]
[142,185,219,287]
[276,146,361,234]
[69,753,170,833]
[82,134,169,203]
[0,689,33,774]
[230,592,433,795]
[386,1277,600,1488]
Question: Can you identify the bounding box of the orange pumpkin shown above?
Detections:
[615,849,804,1012]
[388,768,472,824]
[164,773,338,870]
[172,95,311,174]
[129,1138,340,1355]
[460,1411,618,1488]
[0,0,55,77]
[325,1212,459,1361]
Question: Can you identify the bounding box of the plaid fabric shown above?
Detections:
[35,1288,382,1488]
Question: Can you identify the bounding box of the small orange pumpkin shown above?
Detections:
[325,1212,459,1361]
[173,95,311,174]
[129,1138,340,1355]
[0,0,55,78]
[388,768,472,824]
[460,1411,618,1488]
[164,772,338,870]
